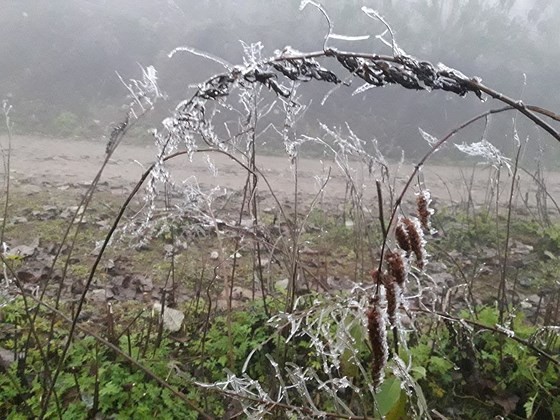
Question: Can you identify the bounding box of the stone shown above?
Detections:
[153,303,184,332]
[86,289,107,303]
[480,247,498,259]
[60,206,84,219]
[0,347,19,370]
[429,261,448,274]
[478,265,493,276]
[217,287,253,303]
[326,275,354,290]
[16,270,37,283]
[138,276,153,293]
[258,258,270,268]
[214,298,242,310]
[231,287,252,301]
[526,294,541,304]
[519,278,533,288]
[520,301,532,309]
[239,218,253,228]
[7,244,36,258]
[512,242,533,255]
[431,272,455,287]
[300,246,318,255]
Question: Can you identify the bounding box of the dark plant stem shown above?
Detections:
[287,156,299,314]
[498,142,522,325]
[378,106,516,271]
[376,180,387,240]
[91,341,100,417]
[248,99,269,316]
[0,103,13,245]
[24,292,211,418]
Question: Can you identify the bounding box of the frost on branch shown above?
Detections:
[195,286,397,417]
[419,127,440,149]
[106,65,165,155]
[455,139,512,170]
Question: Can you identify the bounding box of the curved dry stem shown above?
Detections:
[299,1,333,52]
[268,49,560,142]
[34,114,140,415]
[45,142,300,405]
[377,106,516,271]
[498,142,523,323]
[468,79,560,141]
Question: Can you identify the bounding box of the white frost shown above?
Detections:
[455,139,512,171]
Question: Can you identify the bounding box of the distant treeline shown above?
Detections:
[1,0,559,164]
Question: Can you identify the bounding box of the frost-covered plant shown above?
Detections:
[196,285,428,418]
[186,169,436,416]
[455,138,512,171]
[46,1,560,418]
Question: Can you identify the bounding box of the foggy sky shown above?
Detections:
[1,0,559,163]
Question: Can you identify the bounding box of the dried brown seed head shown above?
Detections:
[395,221,411,255]
[385,249,408,287]
[367,297,388,390]
[371,269,383,286]
[403,217,427,270]
[384,277,401,327]
[416,190,435,233]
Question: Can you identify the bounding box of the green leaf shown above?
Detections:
[386,391,408,420]
[524,392,537,419]
[376,377,402,417]
[429,356,453,376]
[411,366,426,380]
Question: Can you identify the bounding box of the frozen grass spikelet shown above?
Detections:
[385,249,408,287]
[416,190,434,232]
[367,296,388,391]
[403,217,427,270]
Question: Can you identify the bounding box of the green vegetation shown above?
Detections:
[0,298,198,419]
[1,292,557,418]
[411,307,559,418]
[51,112,80,138]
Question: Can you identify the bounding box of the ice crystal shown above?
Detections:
[455,139,512,171]
[418,127,439,148]
[495,324,515,338]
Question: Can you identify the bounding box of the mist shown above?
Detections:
[2,0,560,162]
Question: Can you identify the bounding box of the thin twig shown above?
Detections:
[375,180,387,239]
[378,106,516,270]
[0,102,13,245]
